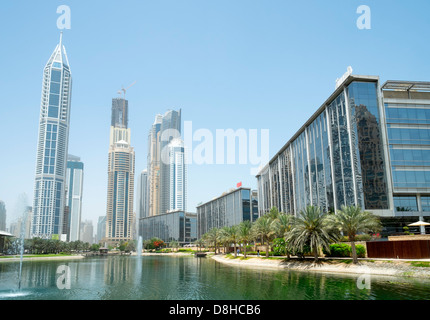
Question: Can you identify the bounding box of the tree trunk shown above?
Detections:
[265,236,269,258]
[234,242,237,257]
[244,243,247,258]
[313,249,319,263]
[351,240,358,264]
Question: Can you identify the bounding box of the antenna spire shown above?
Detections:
[59,31,63,48]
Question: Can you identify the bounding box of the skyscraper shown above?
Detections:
[0,201,6,231]
[66,155,84,242]
[147,115,162,217]
[105,98,135,245]
[32,33,72,239]
[159,109,182,216]
[137,170,149,219]
[168,138,187,212]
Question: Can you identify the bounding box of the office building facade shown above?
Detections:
[140,210,197,244]
[256,75,430,235]
[105,98,135,245]
[147,115,162,217]
[137,170,149,219]
[66,155,84,241]
[168,138,187,212]
[197,187,258,239]
[32,33,72,239]
[159,109,182,216]
[147,110,182,217]
[0,201,6,231]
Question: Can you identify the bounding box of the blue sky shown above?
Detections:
[1,0,430,231]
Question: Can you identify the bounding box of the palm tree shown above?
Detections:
[267,207,281,221]
[238,220,252,258]
[272,212,294,238]
[252,215,275,258]
[206,228,221,254]
[286,205,339,263]
[225,225,239,257]
[194,238,204,252]
[328,205,382,264]
[272,213,294,258]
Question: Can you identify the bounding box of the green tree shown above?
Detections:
[170,240,180,252]
[194,238,204,252]
[90,243,101,252]
[327,205,382,264]
[223,225,239,257]
[205,228,221,254]
[267,206,281,221]
[272,212,293,238]
[286,205,339,262]
[238,220,253,258]
[252,215,275,258]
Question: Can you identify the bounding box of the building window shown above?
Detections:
[394,196,418,212]
[421,196,430,212]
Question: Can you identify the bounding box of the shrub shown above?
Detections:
[324,243,351,257]
[272,238,288,256]
[355,244,366,258]
[324,243,366,258]
[339,234,371,242]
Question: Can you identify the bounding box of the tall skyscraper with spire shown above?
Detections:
[105,97,135,245]
[147,109,182,217]
[32,33,72,239]
[168,138,187,212]
[159,109,182,216]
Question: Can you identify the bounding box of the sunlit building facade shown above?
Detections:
[140,211,197,244]
[32,33,72,239]
[257,75,430,235]
[66,155,84,242]
[105,98,135,245]
[197,187,258,238]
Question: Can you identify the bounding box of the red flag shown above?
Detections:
[237,182,242,188]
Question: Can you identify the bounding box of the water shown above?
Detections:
[137,236,143,257]
[0,255,430,300]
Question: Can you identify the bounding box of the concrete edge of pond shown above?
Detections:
[0,255,86,262]
[210,254,430,279]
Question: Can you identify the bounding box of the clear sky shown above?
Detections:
[1,0,430,232]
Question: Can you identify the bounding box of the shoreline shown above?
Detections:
[211,254,430,279]
[0,255,85,263]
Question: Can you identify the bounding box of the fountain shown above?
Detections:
[16,194,29,291]
[137,236,143,257]
[0,194,31,299]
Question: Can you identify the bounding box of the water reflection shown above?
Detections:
[0,256,429,300]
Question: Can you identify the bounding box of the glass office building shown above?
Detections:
[66,155,84,242]
[140,211,197,244]
[197,188,258,239]
[257,75,430,235]
[32,33,72,239]
[105,97,135,245]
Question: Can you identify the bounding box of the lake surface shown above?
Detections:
[0,255,429,300]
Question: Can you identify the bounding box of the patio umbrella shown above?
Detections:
[408,221,430,234]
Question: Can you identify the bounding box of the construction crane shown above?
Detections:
[119,81,137,100]
[116,81,136,128]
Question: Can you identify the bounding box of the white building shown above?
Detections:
[66,155,84,241]
[168,138,187,212]
[32,33,72,239]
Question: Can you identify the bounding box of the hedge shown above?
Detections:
[323,243,366,258]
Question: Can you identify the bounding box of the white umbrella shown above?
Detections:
[408,221,430,227]
[408,221,430,235]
